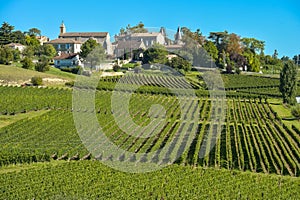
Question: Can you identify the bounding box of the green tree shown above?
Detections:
[25,35,40,47]
[169,56,192,72]
[85,45,106,70]
[142,43,168,64]
[0,22,14,45]
[21,57,34,69]
[35,56,50,72]
[25,35,41,56]
[122,22,148,34]
[181,27,205,46]
[203,41,218,61]
[23,46,35,58]
[293,54,299,65]
[208,31,228,50]
[80,38,99,58]
[39,44,56,58]
[241,37,265,54]
[291,105,300,120]
[28,28,41,37]
[243,49,260,72]
[12,49,20,61]
[279,61,298,105]
[11,30,26,44]
[0,46,14,64]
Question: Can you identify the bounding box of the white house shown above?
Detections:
[57,22,113,55]
[114,40,146,59]
[115,32,166,48]
[53,53,81,68]
[46,38,82,54]
[5,43,26,52]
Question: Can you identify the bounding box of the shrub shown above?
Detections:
[21,57,34,69]
[291,104,300,120]
[35,56,50,72]
[31,76,43,86]
[0,46,13,65]
[65,81,74,87]
[60,66,82,74]
[113,65,121,72]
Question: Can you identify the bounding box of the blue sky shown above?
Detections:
[0,0,299,57]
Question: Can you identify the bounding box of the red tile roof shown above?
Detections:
[46,38,83,44]
[59,32,108,38]
[53,53,78,60]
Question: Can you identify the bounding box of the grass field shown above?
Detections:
[269,98,300,130]
[0,64,75,86]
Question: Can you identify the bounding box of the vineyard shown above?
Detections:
[0,86,299,176]
[0,72,299,198]
[0,161,299,199]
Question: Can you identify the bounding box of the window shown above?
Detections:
[66,44,70,49]
[57,44,61,49]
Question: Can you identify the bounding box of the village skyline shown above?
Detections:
[0,0,299,57]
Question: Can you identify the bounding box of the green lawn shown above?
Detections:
[0,64,75,86]
[269,98,300,130]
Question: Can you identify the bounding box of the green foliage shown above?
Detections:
[113,64,121,72]
[121,22,148,34]
[0,85,300,177]
[181,27,205,46]
[12,49,20,61]
[60,66,82,74]
[122,63,136,68]
[38,44,57,58]
[291,104,300,119]
[203,41,218,61]
[142,43,168,64]
[80,38,99,58]
[243,49,261,72]
[25,35,40,48]
[31,76,43,86]
[0,22,15,45]
[22,46,35,58]
[85,45,106,69]
[280,61,298,105]
[169,56,192,71]
[0,46,13,65]
[241,37,265,54]
[28,27,41,36]
[35,56,50,72]
[21,57,34,69]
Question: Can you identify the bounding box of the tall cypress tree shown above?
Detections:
[279,61,298,105]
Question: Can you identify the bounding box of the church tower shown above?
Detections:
[60,21,66,34]
[174,26,182,45]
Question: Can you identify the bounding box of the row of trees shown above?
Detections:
[179,27,290,73]
[116,23,297,73]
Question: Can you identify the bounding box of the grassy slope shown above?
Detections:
[0,110,49,129]
[269,98,300,130]
[0,64,75,86]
